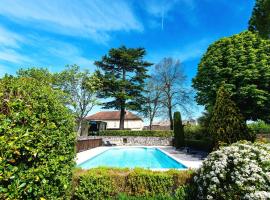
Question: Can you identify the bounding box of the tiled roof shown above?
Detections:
[85,111,142,121]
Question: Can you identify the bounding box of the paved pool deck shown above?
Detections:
[76,146,206,170]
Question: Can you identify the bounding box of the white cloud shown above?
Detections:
[0,26,94,70]
[0,0,143,43]
[0,25,25,48]
[148,38,211,64]
[0,49,32,63]
[174,39,210,62]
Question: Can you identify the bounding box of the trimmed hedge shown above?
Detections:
[99,130,173,137]
[0,77,76,199]
[72,167,194,200]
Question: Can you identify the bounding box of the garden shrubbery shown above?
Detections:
[99,130,173,137]
[194,141,270,200]
[72,167,195,200]
[248,120,270,135]
[0,76,76,199]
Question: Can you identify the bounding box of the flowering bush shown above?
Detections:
[194,141,270,200]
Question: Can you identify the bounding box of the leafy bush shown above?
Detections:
[184,125,210,140]
[174,112,185,148]
[72,167,194,200]
[99,130,173,137]
[194,141,270,200]
[248,120,270,134]
[0,76,76,199]
[185,139,213,152]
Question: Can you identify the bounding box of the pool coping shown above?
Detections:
[76,146,202,170]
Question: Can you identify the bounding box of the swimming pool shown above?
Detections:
[78,147,187,170]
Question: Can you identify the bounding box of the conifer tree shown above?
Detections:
[209,86,249,147]
[95,46,152,130]
[174,111,185,148]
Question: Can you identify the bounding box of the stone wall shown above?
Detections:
[78,136,173,146]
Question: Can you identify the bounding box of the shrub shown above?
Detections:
[185,139,213,152]
[184,125,210,140]
[209,86,250,147]
[248,120,270,134]
[0,76,76,199]
[194,141,270,200]
[99,130,173,137]
[72,167,194,200]
[174,112,185,148]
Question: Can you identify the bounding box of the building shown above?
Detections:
[144,119,197,130]
[85,111,144,131]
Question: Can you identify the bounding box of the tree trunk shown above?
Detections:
[120,105,125,130]
[169,106,173,130]
[119,68,126,130]
[149,118,153,130]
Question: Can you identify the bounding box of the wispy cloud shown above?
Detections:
[176,39,210,62]
[0,25,32,64]
[148,38,211,64]
[0,26,25,48]
[0,25,95,71]
[0,0,143,44]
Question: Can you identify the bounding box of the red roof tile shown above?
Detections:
[85,111,142,121]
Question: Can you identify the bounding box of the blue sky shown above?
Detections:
[0,0,255,120]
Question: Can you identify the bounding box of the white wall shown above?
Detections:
[104,120,143,130]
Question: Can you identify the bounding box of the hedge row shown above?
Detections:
[72,167,195,200]
[99,130,173,137]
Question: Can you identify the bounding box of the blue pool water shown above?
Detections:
[78,147,187,169]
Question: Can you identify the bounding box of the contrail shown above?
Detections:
[161,7,164,30]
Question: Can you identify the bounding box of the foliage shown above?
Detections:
[55,65,101,132]
[116,193,173,200]
[249,0,270,38]
[152,58,193,130]
[184,125,210,140]
[185,139,213,152]
[174,112,185,148]
[248,120,270,134]
[184,125,213,151]
[197,111,212,129]
[209,86,251,146]
[192,31,270,122]
[95,46,152,129]
[99,130,173,137]
[194,141,270,200]
[0,76,76,199]
[17,67,56,85]
[72,167,194,200]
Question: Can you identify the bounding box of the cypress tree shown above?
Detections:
[209,86,249,147]
[174,111,185,148]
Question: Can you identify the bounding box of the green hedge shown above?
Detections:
[72,168,194,200]
[248,120,270,134]
[185,139,213,152]
[0,76,76,199]
[99,130,173,137]
[184,125,211,140]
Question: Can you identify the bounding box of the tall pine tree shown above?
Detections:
[209,86,249,147]
[95,46,152,130]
